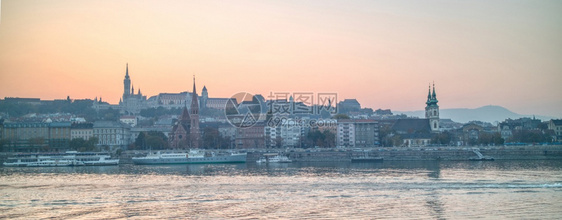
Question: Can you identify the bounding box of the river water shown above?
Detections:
[1,160,561,219]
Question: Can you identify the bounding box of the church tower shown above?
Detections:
[190,76,201,148]
[123,63,131,100]
[425,83,440,132]
[201,85,208,110]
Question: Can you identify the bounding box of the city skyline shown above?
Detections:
[0,0,561,117]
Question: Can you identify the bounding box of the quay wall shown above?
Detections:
[247,146,562,162]
[1,146,562,164]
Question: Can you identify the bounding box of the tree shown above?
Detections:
[0,139,8,152]
[86,137,99,151]
[203,127,220,149]
[133,131,168,150]
[322,130,336,148]
[509,130,551,144]
[134,132,146,149]
[431,131,452,145]
[70,138,87,151]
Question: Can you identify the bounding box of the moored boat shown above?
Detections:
[132,150,247,165]
[2,151,119,167]
[351,156,384,163]
[256,154,292,163]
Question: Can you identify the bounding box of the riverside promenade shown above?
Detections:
[115,145,562,164]
[4,146,560,164]
[263,145,562,162]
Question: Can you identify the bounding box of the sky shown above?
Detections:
[0,0,561,117]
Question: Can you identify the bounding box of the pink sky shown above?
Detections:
[0,0,561,117]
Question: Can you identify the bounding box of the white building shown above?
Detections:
[93,121,131,151]
[265,119,305,148]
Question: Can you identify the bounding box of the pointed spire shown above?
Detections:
[432,82,437,99]
[138,88,141,95]
[125,63,129,78]
[131,85,134,95]
[190,75,199,115]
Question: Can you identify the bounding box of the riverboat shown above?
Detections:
[256,154,292,163]
[132,150,247,165]
[2,151,119,167]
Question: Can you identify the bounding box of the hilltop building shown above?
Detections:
[119,64,147,114]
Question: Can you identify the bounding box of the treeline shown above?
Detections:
[0,99,122,122]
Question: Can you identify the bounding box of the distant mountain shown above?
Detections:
[395,105,555,124]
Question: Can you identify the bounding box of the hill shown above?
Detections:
[395,105,554,124]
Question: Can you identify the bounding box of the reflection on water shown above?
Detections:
[1,160,561,219]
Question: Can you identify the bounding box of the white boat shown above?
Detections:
[2,151,119,167]
[132,150,247,165]
[256,154,292,163]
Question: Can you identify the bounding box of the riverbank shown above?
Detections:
[118,145,562,164]
[2,145,561,164]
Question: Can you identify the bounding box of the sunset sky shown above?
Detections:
[0,0,560,117]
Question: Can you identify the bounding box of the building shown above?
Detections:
[167,77,201,149]
[402,133,432,147]
[169,107,192,149]
[70,123,94,140]
[1,121,72,152]
[205,98,236,110]
[189,77,201,148]
[338,99,361,114]
[425,83,440,132]
[48,122,71,150]
[337,120,355,147]
[235,123,265,149]
[2,122,49,152]
[119,64,148,114]
[548,119,562,142]
[337,119,379,148]
[201,86,208,109]
[498,117,542,140]
[120,115,137,127]
[265,119,306,148]
[93,121,131,151]
[153,92,192,109]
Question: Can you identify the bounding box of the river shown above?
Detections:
[1,160,561,219]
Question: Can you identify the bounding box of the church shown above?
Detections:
[168,77,201,149]
[119,63,147,115]
[390,83,440,147]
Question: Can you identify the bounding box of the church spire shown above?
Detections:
[189,75,200,148]
[190,75,199,115]
[123,63,131,99]
[125,63,129,78]
[432,82,437,99]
